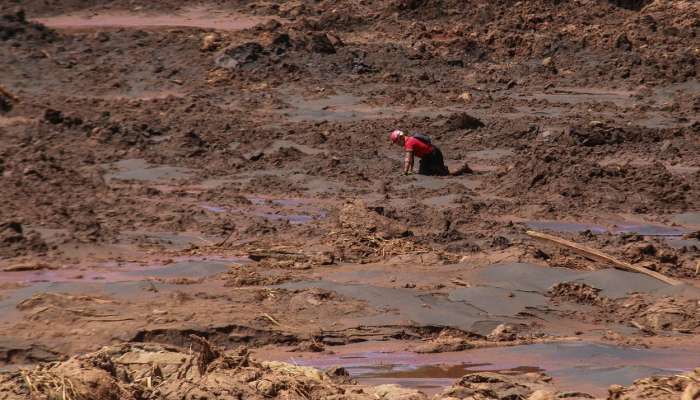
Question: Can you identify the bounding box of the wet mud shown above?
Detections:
[1,0,700,398]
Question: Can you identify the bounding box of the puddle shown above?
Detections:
[463,262,700,299]
[526,221,608,235]
[277,281,515,335]
[526,220,690,236]
[672,212,700,228]
[268,341,697,396]
[276,264,700,336]
[103,159,193,183]
[36,7,275,31]
[120,230,216,250]
[664,237,700,250]
[201,196,327,225]
[0,257,241,285]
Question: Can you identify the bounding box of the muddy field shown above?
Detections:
[1,0,699,398]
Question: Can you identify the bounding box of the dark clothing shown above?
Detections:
[418,146,449,176]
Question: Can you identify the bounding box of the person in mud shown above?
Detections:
[389,130,450,176]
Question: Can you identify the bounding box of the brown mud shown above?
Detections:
[1,0,699,398]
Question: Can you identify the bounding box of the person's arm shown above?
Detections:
[404,150,414,175]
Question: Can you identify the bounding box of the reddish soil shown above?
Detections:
[0,0,699,398]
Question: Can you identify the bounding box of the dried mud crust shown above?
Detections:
[1,337,699,400]
[531,231,699,279]
[549,282,700,334]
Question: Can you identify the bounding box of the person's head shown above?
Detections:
[389,129,405,146]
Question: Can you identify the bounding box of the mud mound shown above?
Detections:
[0,136,114,242]
[616,294,700,333]
[0,10,56,43]
[622,240,699,279]
[562,124,661,147]
[0,338,426,400]
[0,221,47,258]
[548,282,605,306]
[496,148,699,213]
[550,284,700,333]
[338,200,409,239]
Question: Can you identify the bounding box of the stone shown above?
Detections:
[309,33,336,54]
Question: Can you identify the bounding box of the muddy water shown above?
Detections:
[265,341,699,396]
[526,219,691,236]
[36,7,274,31]
[0,257,240,285]
[278,280,514,335]
[202,195,328,224]
[103,159,194,183]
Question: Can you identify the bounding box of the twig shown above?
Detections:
[216,230,236,247]
[262,313,282,327]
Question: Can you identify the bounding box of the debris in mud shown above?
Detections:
[0,340,428,400]
[608,367,700,400]
[200,33,220,52]
[549,284,700,333]
[215,42,264,69]
[414,330,475,354]
[548,282,604,306]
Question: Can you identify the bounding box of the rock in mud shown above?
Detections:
[309,33,336,54]
[565,125,625,146]
[215,42,264,69]
[0,94,11,112]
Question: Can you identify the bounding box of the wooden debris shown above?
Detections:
[526,230,682,286]
[262,313,282,327]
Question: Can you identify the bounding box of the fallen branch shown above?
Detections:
[526,230,682,286]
